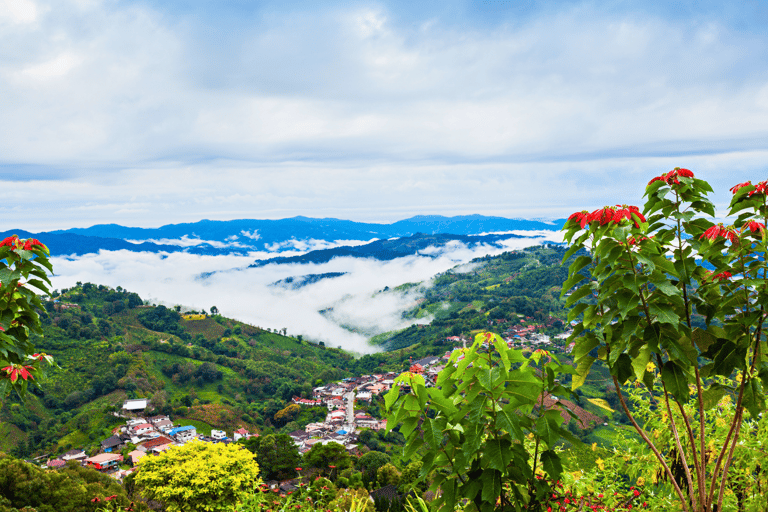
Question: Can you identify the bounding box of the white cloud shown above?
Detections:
[0,1,766,231]
[0,0,41,25]
[47,237,552,353]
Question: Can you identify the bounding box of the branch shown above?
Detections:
[612,375,690,512]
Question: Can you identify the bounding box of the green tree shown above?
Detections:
[241,433,301,481]
[385,332,575,512]
[376,463,401,488]
[303,441,352,473]
[135,439,261,512]
[0,455,139,512]
[0,235,56,398]
[357,450,391,474]
[562,169,768,512]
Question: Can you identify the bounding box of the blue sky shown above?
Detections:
[2,0,767,230]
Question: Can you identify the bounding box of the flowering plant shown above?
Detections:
[562,169,768,512]
[0,235,56,398]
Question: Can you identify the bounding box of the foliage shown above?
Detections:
[303,441,352,473]
[0,235,56,398]
[562,169,768,512]
[0,454,142,512]
[385,331,577,512]
[565,375,768,511]
[135,439,261,512]
[240,433,301,481]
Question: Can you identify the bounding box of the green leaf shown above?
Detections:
[483,437,512,472]
[704,338,745,377]
[572,356,595,390]
[497,404,524,440]
[661,361,689,403]
[535,415,556,448]
[480,469,501,504]
[613,353,634,384]
[540,450,563,481]
[566,285,593,307]
[701,384,728,410]
[649,304,679,325]
[631,345,651,381]
[692,328,716,353]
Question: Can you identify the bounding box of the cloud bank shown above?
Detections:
[49,234,561,353]
[1,1,767,230]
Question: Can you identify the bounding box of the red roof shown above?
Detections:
[409,363,424,373]
[140,436,173,449]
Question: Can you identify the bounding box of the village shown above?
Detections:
[42,327,571,482]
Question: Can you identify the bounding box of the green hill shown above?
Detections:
[2,283,354,457]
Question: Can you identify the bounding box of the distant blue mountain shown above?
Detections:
[250,232,529,268]
[0,230,185,257]
[50,215,563,249]
[5,215,564,257]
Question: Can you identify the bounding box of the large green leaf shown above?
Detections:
[483,437,512,472]
[572,355,595,390]
[661,361,689,403]
[540,450,563,481]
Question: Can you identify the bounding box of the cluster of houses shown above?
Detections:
[45,410,253,480]
[285,358,445,453]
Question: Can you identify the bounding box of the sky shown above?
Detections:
[2,0,768,231]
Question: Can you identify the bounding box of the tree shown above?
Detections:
[241,433,301,481]
[135,439,261,512]
[210,306,219,315]
[385,332,575,512]
[0,235,56,399]
[376,463,401,488]
[562,169,768,512]
[357,450,390,474]
[303,441,352,473]
[0,455,139,512]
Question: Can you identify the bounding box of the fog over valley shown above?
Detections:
[47,232,562,353]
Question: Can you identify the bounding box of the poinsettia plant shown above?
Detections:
[0,235,56,398]
[562,168,768,512]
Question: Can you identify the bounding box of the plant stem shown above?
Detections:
[612,375,689,512]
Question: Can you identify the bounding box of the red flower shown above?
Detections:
[633,489,640,497]
[587,206,616,225]
[568,210,590,229]
[730,181,751,194]
[22,238,45,251]
[754,181,768,196]
[0,236,19,248]
[105,495,117,501]
[613,205,646,227]
[91,497,101,502]
[711,271,732,282]
[648,168,694,186]
[2,364,34,383]
[700,224,737,244]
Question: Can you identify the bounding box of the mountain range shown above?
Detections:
[2,215,565,257]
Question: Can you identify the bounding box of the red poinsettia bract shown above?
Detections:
[705,270,732,283]
[745,221,765,237]
[647,168,694,186]
[568,210,589,229]
[1,364,35,383]
[0,235,19,248]
[0,235,46,252]
[731,180,768,197]
[700,224,738,244]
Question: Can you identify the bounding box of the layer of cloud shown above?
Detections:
[48,234,560,353]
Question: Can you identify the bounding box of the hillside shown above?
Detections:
[2,284,354,457]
